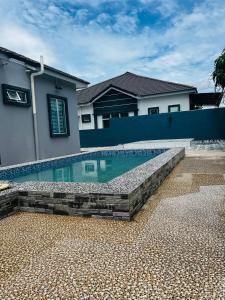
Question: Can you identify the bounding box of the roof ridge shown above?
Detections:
[124,71,196,89]
[77,72,129,94]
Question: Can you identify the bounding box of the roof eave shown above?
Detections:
[137,88,197,100]
[0,47,89,86]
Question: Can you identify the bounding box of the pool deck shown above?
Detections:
[0,150,224,299]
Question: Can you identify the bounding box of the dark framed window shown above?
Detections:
[2,84,31,107]
[102,113,110,119]
[111,112,119,118]
[148,107,159,115]
[168,104,180,113]
[101,111,131,128]
[120,112,129,117]
[47,94,70,137]
[102,113,110,128]
[81,114,91,123]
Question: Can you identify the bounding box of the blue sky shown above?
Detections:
[0,0,224,91]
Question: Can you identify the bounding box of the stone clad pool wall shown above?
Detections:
[0,188,18,219]
[0,148,184,220]
[129,149,184,217]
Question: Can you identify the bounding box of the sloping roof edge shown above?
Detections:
[76,71,197,105]
[79,84,138,105]
[0,46,90,85]
[79,85,197,105]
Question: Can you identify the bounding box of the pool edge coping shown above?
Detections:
[0,148,184,196]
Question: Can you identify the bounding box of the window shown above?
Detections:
[102,114,110,128]
[120,112,128,117]
[148,107,159,115]
[111,112,119,118]
[168,104,180,113]
[102,111,134,128]
[47,94,70,137]
[2,84,30,107]
[81,114,91,123]
[102,113,110,119]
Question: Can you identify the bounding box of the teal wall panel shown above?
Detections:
[80,108,225,147]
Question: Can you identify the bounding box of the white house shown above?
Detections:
[77,72,222,130]
[77,72,196,130]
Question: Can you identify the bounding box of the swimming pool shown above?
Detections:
[12,151,161,183]
[0,148,185,220]
[0,149,165,183]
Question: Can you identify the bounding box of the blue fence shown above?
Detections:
[80,108,225,148]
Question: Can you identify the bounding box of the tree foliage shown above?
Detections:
[212,48,225,92]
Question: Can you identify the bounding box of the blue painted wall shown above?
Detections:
[80,108,225,147]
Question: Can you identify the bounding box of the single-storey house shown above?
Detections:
[77,72,222,130]
[0,47,89,166]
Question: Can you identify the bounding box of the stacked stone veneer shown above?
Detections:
[17,192,130,220]
[0,148,184,221]
[0,188,18,219]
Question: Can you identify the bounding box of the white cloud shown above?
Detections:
[0,0,224,91]
[61,0,123,7]
[139,0,179,17]
[112,14,138,33]
[75,9,89,22]
[0,23,56,65]
[149,0,225,90]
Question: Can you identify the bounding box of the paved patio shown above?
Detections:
[0,151,224,299]
[82,139,225,152]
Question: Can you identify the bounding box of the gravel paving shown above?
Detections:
[0,153,224,299]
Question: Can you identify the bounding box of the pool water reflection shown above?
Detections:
[13,152,159,183]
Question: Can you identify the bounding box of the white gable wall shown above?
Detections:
[138,93,190,115]
[78,104,94,130]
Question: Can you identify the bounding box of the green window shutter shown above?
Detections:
[50,99,59,134]
[57,100,67,133]
[49,97,68,136]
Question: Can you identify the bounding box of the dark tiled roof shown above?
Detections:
[77,72,197,104]
[0,46,89,85]
[189,93,223,107]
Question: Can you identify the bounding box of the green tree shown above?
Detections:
[212,48,225,93]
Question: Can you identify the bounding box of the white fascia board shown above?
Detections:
[137,89,197,100]
[79,86,137,107]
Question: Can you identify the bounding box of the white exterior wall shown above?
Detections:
[79,110,135,129]
[78,92,191,130]
[138,93,190,115]
[78,105,94,130]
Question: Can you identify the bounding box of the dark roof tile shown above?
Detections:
[77,72,196,104]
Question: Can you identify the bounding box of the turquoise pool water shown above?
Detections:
[13,152,159,183]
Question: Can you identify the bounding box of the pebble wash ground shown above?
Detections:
[0,154,224,299]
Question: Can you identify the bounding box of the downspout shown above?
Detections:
[30,56,44,161]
